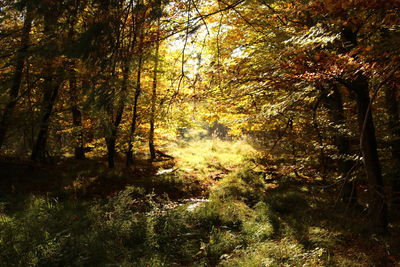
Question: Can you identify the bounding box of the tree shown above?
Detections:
[323,83,356,204]
[126,2,146,166]
[0,3,33,151]
[148,12,161,161]
[31,1,66,162]
[66,0,86,160]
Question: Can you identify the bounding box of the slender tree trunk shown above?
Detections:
[67,0,85,160]
[126,29,144,166]
[0,8,33,151]
[383,83,400,204]
[105,119,118,168]
[105,135,116,168]
[125,61,142,166]
[31,69,63,162]
[31,13,63,162]
[350,74,388,232]
[149,17,161,161]
[105,64,130,168]
[325,85,357,204]
[69,67,85,159]
[102,0,140,168]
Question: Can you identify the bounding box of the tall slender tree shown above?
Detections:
[31,2,65,162]
[0,4,33,151]
[148,15,161,161]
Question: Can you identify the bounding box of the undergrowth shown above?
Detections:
[0,137,398,266]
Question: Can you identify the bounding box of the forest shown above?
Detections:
[0,0,399,266]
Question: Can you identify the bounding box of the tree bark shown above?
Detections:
[102,0,141,168]
[31,11,63,162]
[350,74,388,232]
[67,0,85,160]
[383,83,400,204]
[340,27,388,232]
[31,69,62,162]
[126,26,144,166]
[148,17,161,161]
[69,68,85,160]
[105,135,116,168]
[105,63,130,168]
[0,7,33,151]
[325,85,357,204]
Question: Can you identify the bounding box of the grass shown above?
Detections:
[166,132,259,179]
[2,180,392,266]
[0,135,399,266]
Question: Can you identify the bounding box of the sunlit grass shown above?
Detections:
[166,136,260,178]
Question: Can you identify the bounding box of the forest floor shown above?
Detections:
[0,137,400,266]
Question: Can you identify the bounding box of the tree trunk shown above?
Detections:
[67,0,85,160]
[69,67,85,160]
[325,85,357,205]
[31,70,62,162]
[105,135,116,168]
[148,17,160,161]
[350,74,388,232]
[104,63,130,168]
[0,7,33,151]
[383,83,400,204]
[31,12,63,162]
[126,27,144,166]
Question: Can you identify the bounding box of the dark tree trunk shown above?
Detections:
[325,85,357,204]
[126,27,144,166]
[0,8,33,151]
[383,83,400,204]
[350,74,388,232]
[31,11,63,162]
[102,0,139,168]
[106,64,130,168]
[105,135,116,168]
[31,72,62,162]
[148,17,160,161]
[125,64,142,166]
[68,0,85,160]
[69,69,85,160]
